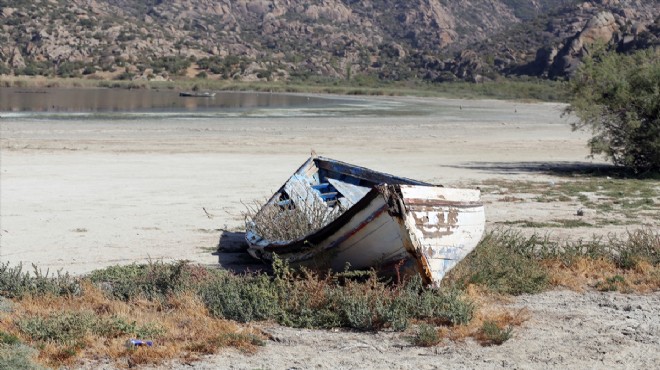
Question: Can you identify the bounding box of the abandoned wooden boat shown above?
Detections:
[179,91,216,97]
[245,156,485,286]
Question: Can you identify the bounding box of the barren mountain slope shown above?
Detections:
[0,0,657,81]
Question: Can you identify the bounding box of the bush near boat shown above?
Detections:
[565,48,660,173]
[447,228,660,294]
[0,228,658,368]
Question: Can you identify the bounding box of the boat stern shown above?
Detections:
[397,185,485,286]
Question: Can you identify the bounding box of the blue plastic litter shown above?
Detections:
[127,339,153,347]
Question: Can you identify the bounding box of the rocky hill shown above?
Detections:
[0,0,657,82]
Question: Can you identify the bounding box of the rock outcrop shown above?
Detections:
[432,0,658,80]
[550,11,620,76]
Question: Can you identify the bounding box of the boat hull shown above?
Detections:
[246,181,484,286]
[179,91,216,97]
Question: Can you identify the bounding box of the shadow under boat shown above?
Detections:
[214,229,270,274]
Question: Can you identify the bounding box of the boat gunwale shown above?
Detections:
[314,156,432,187]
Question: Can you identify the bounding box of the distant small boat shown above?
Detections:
[245,156,485,286]
[179,91,216,97]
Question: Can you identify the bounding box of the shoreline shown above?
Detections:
[0,75,568,102]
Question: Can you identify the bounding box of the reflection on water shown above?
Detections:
[0,88,429,119]
[0,88,341,112]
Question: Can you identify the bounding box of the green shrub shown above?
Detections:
[449,231,550,295]
[57,62,83,78]
[566,47,660,173]
[82,66,96,75]
[0,332,20,346]
[0,263,81,298]
[0,62,10,75]
[18,312,163,344]
[0,344,44,370]
[418,288,475,326]
[278,304,343,329]
[411,324,441,347]
[374,296,410,331]
[150,56,191,75]
[96,316,164,339]
[334,286,377,330]
[198,273,281,323]
[478,321,513,345]
[14,312,160,361]
[198,260,473,331]
[115,71,135,80]
[88,260,206,301]
[18,62,51,77]
[18,312,97,343]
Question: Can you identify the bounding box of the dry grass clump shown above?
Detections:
[447,228,660,294]
[0,282,262,368]
[544,258,660,293]
[244,191,344,242]
[470,304,528,346]
[541,228,659,292]
[0,262,265,368]
[439,285,529,345]
[0,259,478,366]
[408,285,529,347]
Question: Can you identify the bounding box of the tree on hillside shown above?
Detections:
[565,47,660,173]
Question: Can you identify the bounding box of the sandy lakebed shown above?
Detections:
[1,94,658,369]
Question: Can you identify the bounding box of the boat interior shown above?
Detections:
[274,156,431,211]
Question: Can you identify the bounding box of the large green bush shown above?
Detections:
[197,265,474,331]
[447,231,550,295]
[566,48,660,173]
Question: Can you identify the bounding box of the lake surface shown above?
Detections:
[0,88,427,119]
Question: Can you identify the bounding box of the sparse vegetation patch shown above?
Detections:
[0,259,476,367]
[0,225,657,366]
[476,321,513,346]
[410,323,442,347]
[482,178,659,230]
[448,229,660,293]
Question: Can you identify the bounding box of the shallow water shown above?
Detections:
[0,87,428,119]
